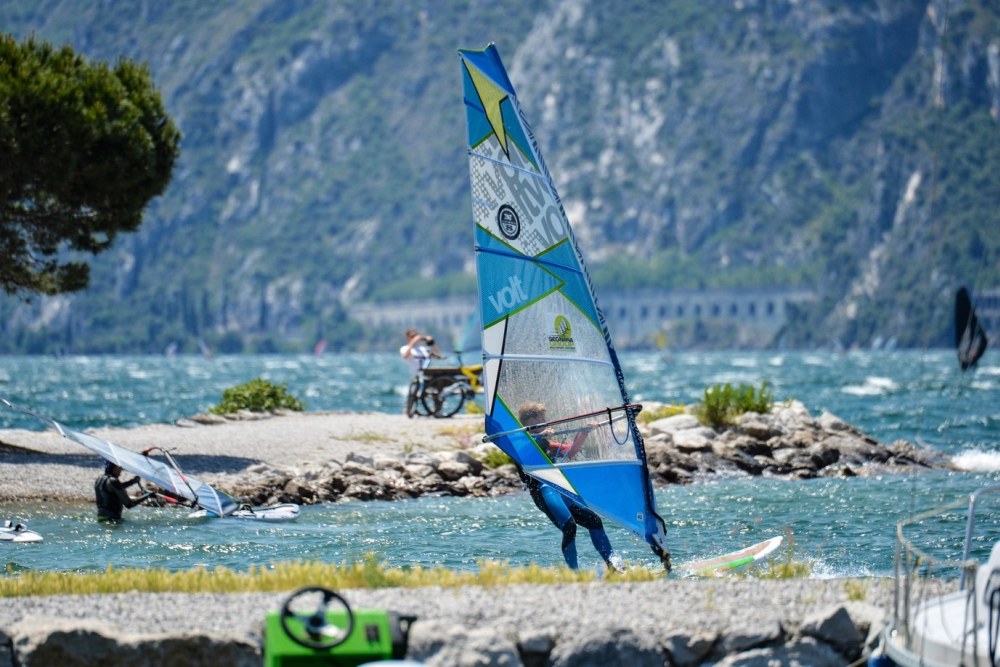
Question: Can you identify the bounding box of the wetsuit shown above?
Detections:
[94,474,146,522]
[519,436,616,570]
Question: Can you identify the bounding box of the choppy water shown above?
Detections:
[2,350,999,576]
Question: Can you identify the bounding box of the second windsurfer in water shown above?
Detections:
[517,402,626,573]
[94,462,154,523]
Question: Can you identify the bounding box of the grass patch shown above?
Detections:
[694,381,773,428]
[0,555,662,597]
[844,579,868,601]
[344,430,389,445]
[636,404,686,423]
[433,422,482,438]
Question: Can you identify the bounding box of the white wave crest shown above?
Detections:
[951,449,1000,472]
[841,376,898,396]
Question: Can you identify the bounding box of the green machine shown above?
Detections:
[263,586,417,667]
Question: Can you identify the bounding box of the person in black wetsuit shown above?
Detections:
[516,401,625,573]
[94,462,153,523]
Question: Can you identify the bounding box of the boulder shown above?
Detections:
[9,617,257,667]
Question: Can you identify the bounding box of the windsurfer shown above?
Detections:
[94,462,153,523]
[517,402,626,573]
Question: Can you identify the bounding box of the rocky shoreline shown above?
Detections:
[198,400,950,509]
[0,401,949,507]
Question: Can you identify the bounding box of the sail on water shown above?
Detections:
[0,398,240,517]
[955,286,989,371]
[458,44,670,570]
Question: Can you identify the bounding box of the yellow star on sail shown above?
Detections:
[467,64,509,157]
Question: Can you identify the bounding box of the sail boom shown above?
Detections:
[476,244,585,276]
[468,150,543,179]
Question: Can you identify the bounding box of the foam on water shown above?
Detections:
[841,376,898,396]
[951,449,1000,472]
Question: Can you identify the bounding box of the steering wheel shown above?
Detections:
[279,586,355,650]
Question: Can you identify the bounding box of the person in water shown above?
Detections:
[94,462,153,523]
[516,401,626,573]
[400,328,442,415]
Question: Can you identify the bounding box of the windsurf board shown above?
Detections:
[677,536,783,576]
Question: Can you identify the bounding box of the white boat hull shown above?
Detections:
[0,523,43,543]
[884,589,994,667]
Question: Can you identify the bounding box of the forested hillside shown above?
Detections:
[1,0,997,353]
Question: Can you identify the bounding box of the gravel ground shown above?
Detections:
[0,578,896,646]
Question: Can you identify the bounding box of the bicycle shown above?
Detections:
[406,356,483,418]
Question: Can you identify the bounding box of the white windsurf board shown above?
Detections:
[677,536,783,576]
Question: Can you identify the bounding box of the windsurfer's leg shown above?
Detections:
[570,503,615,564]
[535,484,578,569]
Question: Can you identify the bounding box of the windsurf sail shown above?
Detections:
[955,286,988,371]
[459,44,670,569]
[0,398,239,517]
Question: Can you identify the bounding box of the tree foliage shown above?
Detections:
[0,34,180,297]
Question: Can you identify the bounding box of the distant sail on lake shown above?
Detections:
[955,286,988,371]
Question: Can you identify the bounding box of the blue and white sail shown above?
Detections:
[459,44,670,568]
[0,398,239,517]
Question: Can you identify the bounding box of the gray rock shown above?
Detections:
[517,627,555,667]
[10,617,257,667]
[436,460,473,482]
[404,464,436,479]
[407,621,521,666]
[713,621,783,656]
[714,636,843,667]
[673,430,712,452]
[818,412,849,431]
[800,605,862,659]
[737,413,785,440]
[346,452,375,467]
[663,630,717,666]
[648,414,700,435]
[549,627,661,667]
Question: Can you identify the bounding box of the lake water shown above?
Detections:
[1,350,999,576]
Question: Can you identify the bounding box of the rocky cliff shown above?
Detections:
[1,0,997,353]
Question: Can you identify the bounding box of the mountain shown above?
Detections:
[1,0,997,353]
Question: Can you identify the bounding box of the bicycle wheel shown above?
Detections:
[422,377,466,418]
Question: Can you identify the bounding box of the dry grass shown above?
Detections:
[0,555,666,598]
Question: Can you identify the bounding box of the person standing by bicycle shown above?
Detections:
[400,329,442,415]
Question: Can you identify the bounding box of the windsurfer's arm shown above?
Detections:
[563,423,596,460]
[124,491,155,508]
[124,476,142,488]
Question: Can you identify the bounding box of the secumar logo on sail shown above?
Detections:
[497,204,520,240]
[548,315,576,352]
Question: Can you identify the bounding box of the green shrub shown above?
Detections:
[695,381,773,428]
[481,447,514,469]
[209,378,305,414]
[637,403,686,423]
